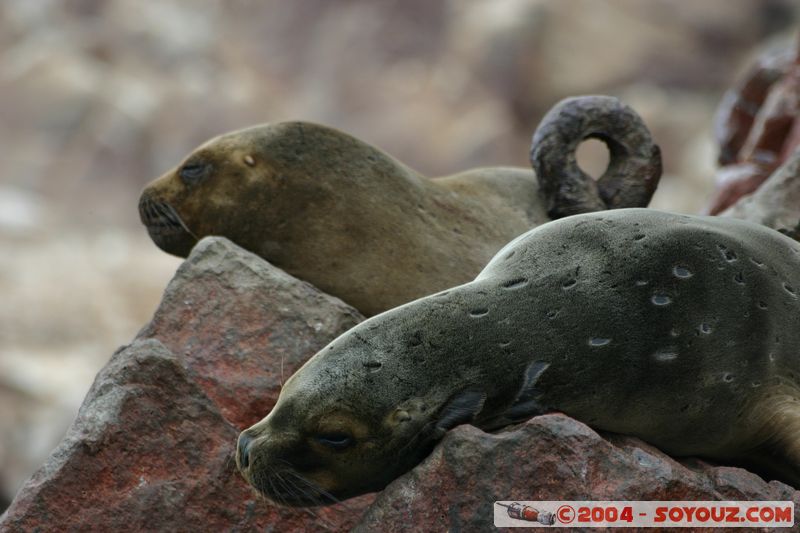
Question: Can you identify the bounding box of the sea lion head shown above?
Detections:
[138,122,400,259]
[138,127,266,257]
[236,297,496,506]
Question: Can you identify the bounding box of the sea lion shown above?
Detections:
[139,96,661,316]
[236,208,800,506]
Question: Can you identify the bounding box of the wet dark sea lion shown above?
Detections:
[236,208,800,505]
[139,96,660,315]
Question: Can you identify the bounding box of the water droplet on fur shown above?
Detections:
[757,301,768,310]
[750,257,765,268]
[244,155,256,166]
[469,308,489,317]
[769,352,777,362]
[546,309,559,319]
[363,361,382,372]
[673,266,692,278]
[635,280,648,287]
[718,245,737,262]
[784,283,797,297]
[651,294,671,306]
[734,272,745,284]
[670,329,679,337]
[751,381,761,388]
[499,340,512,347]
[634,234,646,241]
[723,373,734,383]
[588,337,611,347]
[502,277,528,289]
[505,250,516,260]
[562,279,577,289]
[699,323,712,334]
[652,348,678,362]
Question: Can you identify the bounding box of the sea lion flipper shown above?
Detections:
[743,395,800,487]
[503,361,550,421]
[432,390,486,438]
[480,361,551,430]
[530,95,662,219]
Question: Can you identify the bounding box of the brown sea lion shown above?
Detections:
[139,96,660,315]
[236,209,800,506]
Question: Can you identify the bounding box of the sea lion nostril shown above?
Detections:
[237,432,253,469]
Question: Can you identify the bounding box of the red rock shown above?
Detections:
[137,236,363,430]
[354,414,799,532]
[0,237,371,532]
[709,37,800,215]
[738,67,800,167]
[705,161,768,215]
[713,42,794,166]
[723,146,800,239]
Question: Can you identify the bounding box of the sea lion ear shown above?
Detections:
[433,390,486,439]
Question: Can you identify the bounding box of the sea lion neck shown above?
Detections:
[310,279,555,417]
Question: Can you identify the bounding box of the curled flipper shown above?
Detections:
[530,95,662,219]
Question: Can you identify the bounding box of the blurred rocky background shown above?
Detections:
[0,0,797,510]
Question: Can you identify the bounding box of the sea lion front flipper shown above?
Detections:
[530,95,662,219]
[480,361,551,431]
[432,390,487,439]
[738,392,800,487]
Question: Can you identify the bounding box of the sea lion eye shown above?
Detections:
[179,162,210,185]
[315,432,354,450]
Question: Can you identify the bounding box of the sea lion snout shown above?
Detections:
[236,431,253,470]
[137,192,196,256]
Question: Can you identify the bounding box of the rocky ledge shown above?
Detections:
[2,237,797,532]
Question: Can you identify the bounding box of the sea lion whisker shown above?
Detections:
[144,200,160,224]
[225,452,236,473]
[151,201,175,224]
[153,201,181,228]
[271,471,295,501]
[269,472,295,507]
[144,201,173,230]
[284,470,343,507]
[273,459,334,505]
[151,199,198,240]
[275,470,327,508]
[280,476,337,530]
[281,473,327,509]
[267,476,287,507]
[172,210,199,239]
